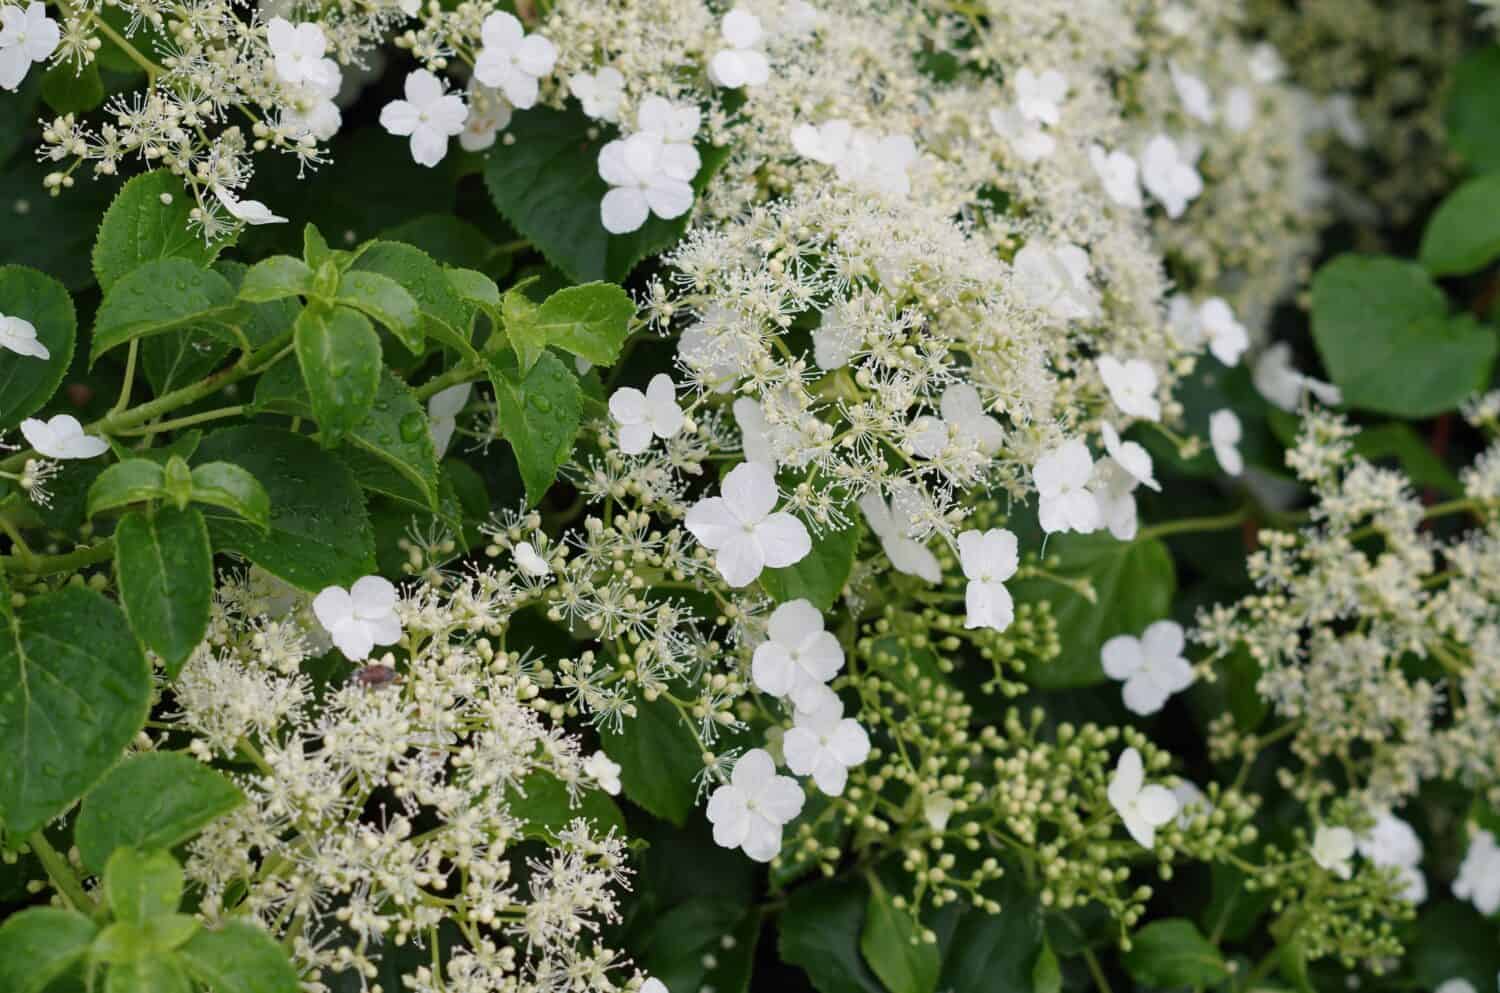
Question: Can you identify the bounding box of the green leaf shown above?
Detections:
[193,426,376,590]
[92,171,227,292]
[0,587,151,835]
[87,459,167,516]
[103,949,194,993]
[1420,173,1500,277]
[0,156,114,291]
[1011,532,1176,689]
[1352,423,1463,497]
[1447,46,1500,174]
[761,515,859,611]
[238,256,314,303]
[0,908,98,993]
[506,282,635,370]
[114,506,213,676]
[189,462,271,531]
[1031,940,1061,993]
[778,877,885,993]
[293,305,382,445]
[105,848,184,925]
[599,694,701,826]
[75,752,244,874]
[484,105,728,283]
[1409,901,1500,993]
[1311,255,1497,419]
[486,349,582,506]
[500,285,545,371]
[40,61,103,115]
[350,240,467,355]
[91,258,237,362]
[0,265,76,431]
[937,885,1044,993]
[861,877,940,993]
[508,770,625,841]
[381,214,498,271]
[336,271,422,344]
[178,920,303,993]
[1121,919,1229,988]
[635,899,760,993]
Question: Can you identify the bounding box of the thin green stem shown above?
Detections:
[114,405,246,437]
[415,364,483,401]
[1137,505,1250,543]
[0,538,116,577]
[1082,946,1114,993]
[29,832,94,912]
[113,340,139,415]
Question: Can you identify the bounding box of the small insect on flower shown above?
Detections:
[351,663,400,689]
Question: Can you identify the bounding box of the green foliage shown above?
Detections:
[40,61,103,115]
[502,281,635,372]
[350,240,467,355]
[634,899,760,993]
[761,515,861,611]
[92,171,227,292]
[177,920,303,993]
[486,349,583,506]
[1447,45,1500,174]
[0,908,99,993]
[1311,254,1497,418]
[91,258,237,362]
[0,265,76,431]
[1419,172,1500,276]
[1121,918,1230,987]
[599,694,702,826]
[114,505,213,675]
[293,305,383,445]
[860,878,940,993]
[105,847,185,925]
[238,256,314,302]
[778,877,886,993]
[509,770,626,840]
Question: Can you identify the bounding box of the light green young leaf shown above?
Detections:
[1121,919,1230,988]
[178,920,303,993]
[1420,173,1500,277]
[238,255,314,303]
[0,908,98,993]
[105,848,184,925]
[114,506,214,676]
[87,459,167,516]
[336,270,422,343]
[486,349,582,506]
[91,258,237,362]
[0,587,152,835]
[92,170,229,291]
[293,304,382,445]
[507,282,635,370]
[0,264,76,431]
[860,876,940,993]
[101,948,195,993]
[350,240,468,355]
[75,752,245,874]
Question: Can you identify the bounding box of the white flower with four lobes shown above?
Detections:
[1034,439,1101,535]
[610,374,685,454]
[783,695,870,797]
[380,70,467,168]
[958,528,1019,632]
[1100,423,1159,493]
[213,186,286,226]
[1312,825,1357,880]
[1012,241,1098,322]
[598,133,697,234]
[459,84,512,152]
[1169,62,1215,124]
[708,8,770,89]
[20,415,107,459]
[0,3,58,91]
[989,106,1055,164]
[1089,456,1142,541]
[1097,356,1161,422]
[427,383,471,457]
[1109,747,1179,848]
[706,748,804,862]
[1089,145,1142,209]
[791,120,917,197]
[313,576,402,661]
[569,66,625,122]
[514,541,550,577]
[1197,298,1249,367]
[1253,343,1342,412]
[1453,829,1500,915]
[1210,409,1243,476]
[859,489,940,583]
[584,751,622,795]
[0,311,47,359]
[1101,621,1194,716]
[751,598,844,709]
[266,18,338,90]
[685,461,810,587]
[1140,135,1203,219]
[733,396,776,467]
[1012,67,1068,125]
[473,11,556,110]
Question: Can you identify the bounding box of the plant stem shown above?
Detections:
[29,832,94,913]
[1137,505,1251,542]
[1082,946,1114,993]
[113,340,139,414]
[113,405,246,437]
[0,538,116,577]
[415,364,484,401]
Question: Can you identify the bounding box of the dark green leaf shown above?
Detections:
[381,214,497,271]
[778,876,885,993]
[1447,46,1500,174]
[761,515,860,611]
[92,171,227,291]
[91,258,237,362]
[87,459,167,516]
[1408,901,1500,993]
[189,462,271,531]
[350,240,467,355]
[40,61,103,115]
[114,506,213,675]
[0,157,114,291]
[293,305,381,445]
[486,349,582,506]
[599,694,701,826]
[0,908,98,993]
[193,426,376,590]
[238,256,313,303]
[635,899,760,993]
[75,752,244,874]
[0,587,151,835]
[178,920,303,993]
[861,877,940,993]
[508,770,625,841]
[1121,919,1229,988]
[0,264,76,431]
[104,848,184,925]
[938,886,1044,993]
[1420,173,1500,277]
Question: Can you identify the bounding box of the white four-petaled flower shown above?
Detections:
[1034,439,1101,535]
[313,575,403,661]
[1312,825,1357,880]
[380,69,468,168]
[20,414,107,460]
[706,748,804,862]
[1012,241,1098,322]
[598,133,697,234]
[1356,810,1426,904]
[1089,144,1142,208]
[459,83,512,152]
[0,311,47,359]
[1453,829,1500,915]
[1253,343,1342,412]
[1097,356,1161,422]
[514,541,551,577]
[1108,747,1179,848]
[958,527,1019,632]
[859,489,940,583]
[1209,409,1243,476]
[213,185,287,226]
[1169,62,1215,124]
[791,120,917,197]
[609,374,685,454]
[685,461,811,586]
[473,11,556,110]
[990,106,1055,163]
[1013,68,1068,125]
[1101,620,1194,716]
[783,694,869,796]
[569,66,625,122]
[266,18,338,90]
[1197,298,1249,367]
[1140,134,1203,219]
[751,598,844,709]
[584,751,622,795]
[708,8,770,88]
[0,3,59,91]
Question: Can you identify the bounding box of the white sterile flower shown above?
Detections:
[1169,62,1215,124]
[568,66,624,122]
[1012,67,1068,125]
[1324,93,1367,148]
[312,575,402,661]
[779,0,819,35]
[1100,423,1159,492]
[1454,829,1500,915]
[908,415,947,460]
[459,84,512,152]
[1210,409,1243,476]
[583,751,622,795]
[0,312,47,359]
[1248,43,1285,84]
[640,979,669,993]
[923,793,955,831]
[1034,439,1101,535]
[1012,241,1098,322]
[791,118,852,165]
[958,528,1019,632]
[1253,343,1342,412]
[0,2,58,90]
[1108,747,1178,848]
[266,18,338,90]
[473,11,556,110]
[1197,298,1249,366]
[281,77,342,142]
[1090,457,1140,541]
[1101,621,1194,716]
[1224,86,1254,133]
[212,186,286,226]
[380,69,467,168]
[679,307,752,393]
[1172,780,1209,828]
[783,695,869,796]
[598,132,698,234]
[1357,811,1426,903]
[859,490,940,583]
[427,383,471,457]
[989,106,1055,163]
[706,748,804,862]
[812,306,860,369]
[1097,356,1161,422]
[708,8,770,89]
[514,541,550,577]
[1089,145,1142,208]
[638,95,702,149]
[1435,981,1477,993]
[609,374,684,454]
[685,461,810,587]
[1140,135,1203,219]
[733,396,776,467]
[840,130,918,197]
[751,598,843,708]
[20,414,107,459]
[1312,825,1357,880]
[940,383,1004,455]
